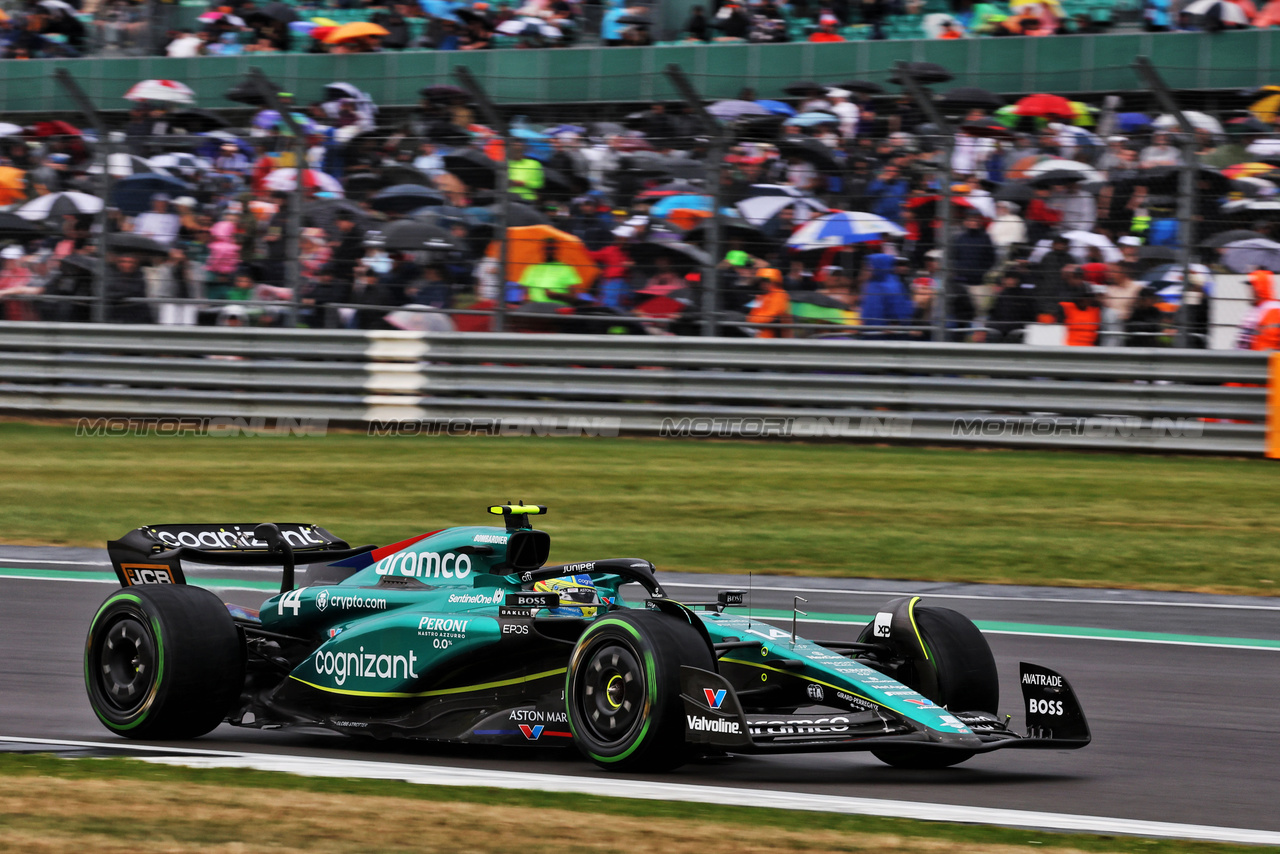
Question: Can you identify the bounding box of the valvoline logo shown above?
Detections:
[703,688,726,710]
[518,724,544,740]
[906,698,936,708]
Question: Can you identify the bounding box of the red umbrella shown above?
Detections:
[28,120,80,137]
[1012,94,1075,119]
[634,295,687,319]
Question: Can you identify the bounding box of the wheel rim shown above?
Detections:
[94,615,156,715]
[573,638,646,746]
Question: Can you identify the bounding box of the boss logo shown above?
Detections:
[1029,698,1065,716]
[122,564,175,586]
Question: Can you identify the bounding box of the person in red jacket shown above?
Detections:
[1238,268,1280,350]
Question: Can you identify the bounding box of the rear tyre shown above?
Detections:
[85,585,245,739]
[867,606,998,770]
[566,610,714,772]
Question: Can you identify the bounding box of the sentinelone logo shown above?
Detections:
[76,417,327,437]
[369,417,621,437]
[660,416,913,439]
[952,416,1205,440]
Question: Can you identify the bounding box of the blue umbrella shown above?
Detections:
[650,194,713,218]
[509,126,552,162]
[707,100,771,121]
[785,111,839,128]
[111,173,192,216]
[289,20,315,34]
[756,99,796,117]
[786,211,905,249]
[1116,112,1152,133]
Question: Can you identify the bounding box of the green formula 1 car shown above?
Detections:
[85,504,1090,770]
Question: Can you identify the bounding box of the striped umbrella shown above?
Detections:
[786,211,905,249]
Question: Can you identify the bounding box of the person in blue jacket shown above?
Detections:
[860,251,914,336]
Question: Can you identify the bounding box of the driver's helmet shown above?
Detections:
[533,574,602,618]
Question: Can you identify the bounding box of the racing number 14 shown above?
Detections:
[278,589,304,617]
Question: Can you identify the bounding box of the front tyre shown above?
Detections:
[85,586,245,739]
[566,610,714,772]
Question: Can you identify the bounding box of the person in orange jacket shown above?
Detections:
[1238,268,1280,350]
[1053,265,1101,346]
[747,267,792,338]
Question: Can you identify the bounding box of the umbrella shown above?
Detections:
[28,120,79,137]
[323,22,389,43]
[421,85,469,102]
[378,166,435,189]
[683,220,772,246]
[939,87,1004,111]
[303,198,368,234]
[736,194,829,226]
[1116,112,1153,133]
[110,174,192,216]
[0,122,22,138]
[123,79,196,105]
[342,172,384,198]
[254,1,296,23]
[263,168,344,195]
[1141,263,1216,304]
[384,308,456,333]
[443,149,497,190]
[888,62,954,85]
[368,221,456,252]
[785,112,840,128]
[1202,228,1266,248]
[840,80,885,94]
[224,79,273,108]
[148,153,210,175]
[169,108,231,133]
[786,211,905,249]
[993,182,1036,204]
[0,212,47,236]
[790,292,855,325]
[198,10,245,25]
[650,194,712,218]
[1246,138,1280,157]
[1223,198,1280,214]
[369,184,446,214]
[12,190,103,220]
[755,100,796,117]
[1024,158,1104,184]
[707,100,771,121]
[637,180,705,199]
[1222,238,1280,273]
[486,224,598,288]
[290,20,316,34]
[1112,165,1234,198]
[777,138,841,172]
[482,201,549,228]
[323,82,374,107]
[107,233,170,258]
[783,80,825,96]
[1012,93,1076,119]
[922,12,962,37]
[1183,0,1251,25]
[88,152,165,178]
[904,194,994,221]
[311,25,336,41]
[495,16,561,37]
[959,120,1017,140]
[1228,116,1272,136]
[0,167,25,205]
[629,240,713,268]
[1152,112,1224,136]
[1223,162,1279,179]
[744,184,809,198]
[1028,231,1123,264]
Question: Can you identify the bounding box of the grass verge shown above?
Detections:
[0,753,1258,854]
[2,422,1277,594]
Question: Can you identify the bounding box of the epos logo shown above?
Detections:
[121,564,174,585]
[703,688,726,710]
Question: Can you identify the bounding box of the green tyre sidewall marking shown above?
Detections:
[85,592,165,732]
[567,617,655,765]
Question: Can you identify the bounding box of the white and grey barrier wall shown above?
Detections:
[0,322,1275,456]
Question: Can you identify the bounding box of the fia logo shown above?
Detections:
[806,683,824,701]
[703,688,726,710]
[518,724,544,740]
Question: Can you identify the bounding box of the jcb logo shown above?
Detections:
[122,564,174,586]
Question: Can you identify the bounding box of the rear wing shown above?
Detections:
[107,523,375,591]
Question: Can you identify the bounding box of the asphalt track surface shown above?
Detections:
[2,546,1279,837]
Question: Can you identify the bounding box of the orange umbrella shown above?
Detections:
[1005,154,1049,180]
[665,208,711,231]
[323,22,390,43]
[0,167,25,205]
[486,224,599,289]
[1223,162,1278,179]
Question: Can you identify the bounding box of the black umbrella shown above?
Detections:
[342,172,384,198]
[732,114,788,142]
[368,220,456,251]
[540,167,574,197]
[888,62,954,85]
[840,80,884,95]
[169,108,231,133]
[939,87,1003,111]
[783,80,825,96]
[304,198,368,235]
[682,220,770,246]
[1028,170,1086,188]
[425,122,471,147]
[777,138,840,172]
[421,85,470,101]
[224,78,274,107]
[1201,228,1266,248]
[369,184,447,214]
[444,149,498,190]
[0,213,46,237]
[59,254,98,276]
[993,182,1036,204]
[412,205,471,227]
[486,202,549,227]
[380,165,435,188]
[1136,245,1179,266]
[107,233,169,257]
[251,1,296,22]
[1112,166,1233,198]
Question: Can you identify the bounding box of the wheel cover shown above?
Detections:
[572,638,646,747]
[93,615,157,716]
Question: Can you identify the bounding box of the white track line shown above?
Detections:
[0,558,110,566]
[1,736,1275,846]
[663,581,1280,611]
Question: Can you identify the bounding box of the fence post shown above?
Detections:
[248,68,303,328]
[895,62,954,342]
[454,66,511,334]
[53,69,110,324]
[665,63,723,338]
[1133,57,1197,349]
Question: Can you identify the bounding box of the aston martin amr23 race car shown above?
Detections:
[85,504,1090,770]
